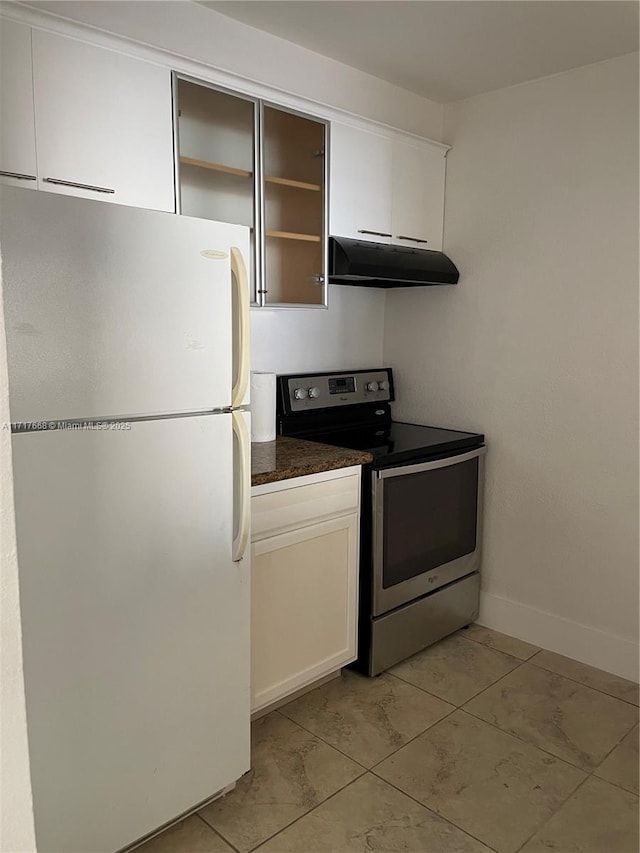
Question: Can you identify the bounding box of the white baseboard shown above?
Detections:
[479,592,639,683]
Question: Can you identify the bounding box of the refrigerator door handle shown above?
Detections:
[231,247,250,409]
[232,410,251,562]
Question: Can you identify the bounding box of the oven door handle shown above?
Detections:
[377,446,486,479]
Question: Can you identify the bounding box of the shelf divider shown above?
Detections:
[264,175,321,192]
[179,156,252,178]
[265,231,322,243]
[266,230,322,243]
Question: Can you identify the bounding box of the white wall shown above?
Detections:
[251,286,386,374]
[0,263,36,852]
[384,53,639,680]
[23,0,444,140]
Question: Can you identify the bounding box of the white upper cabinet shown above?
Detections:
[330,122,447,251]
[0,20,38,187]
[32,31,174,211]
[330,122,392,243]
[392,135,446,252]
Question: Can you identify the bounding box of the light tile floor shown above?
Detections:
[138,626,639,853]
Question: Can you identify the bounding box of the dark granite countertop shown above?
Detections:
[251,436,373,487]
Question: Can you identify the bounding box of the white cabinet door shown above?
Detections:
[251,512,359,713]
[32,30,174,211]
[392,136,446,251]
[0,20,37,188]
[330,122,392,243]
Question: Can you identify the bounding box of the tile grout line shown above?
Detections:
[526,656,640,709]
[461,630,540,662]
[197,708,368,853]
[273,634,636,794]
[387,648,528,709]
[588,772,640,798]
[458,629,541,661]
[200,631,638,853]
[512,773,595,853]
[272,708,371,771]
[589,723,640,799]
[391,632,638,713]
[457,656,639,775]
[272,656,633,853]
[465,632,639,708]
[194,813,243,853]
[364,656,614,853]
[588,716,639,784]
[244,770,370,852]
[460,698,638,784]
[253,765,502,853]
[275,659,588,853]
[367,702,460,770]
[459,702,597,775]
[276,699,458,773]
[367,697,593,840]
[197,811,244,853]
[382,652,611,775]
[366,767,502,853]
[379,655,604,774]
[266,683,500,850]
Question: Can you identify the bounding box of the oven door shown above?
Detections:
[372,447,486,617]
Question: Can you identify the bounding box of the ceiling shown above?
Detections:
[204,1,639,103]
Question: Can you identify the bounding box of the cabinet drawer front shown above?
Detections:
[252,473,359,540]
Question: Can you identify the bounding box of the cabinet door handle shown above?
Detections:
[43,177,115,194]
[0,171,37,181]
[357,229,392,238]
[396,235,429,244]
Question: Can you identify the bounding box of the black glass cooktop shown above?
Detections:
[305,421,484,468]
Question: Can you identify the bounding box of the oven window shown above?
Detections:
[382,458,479,588]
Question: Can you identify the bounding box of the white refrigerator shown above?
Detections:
[0,185,252,852]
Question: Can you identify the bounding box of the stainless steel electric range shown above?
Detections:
[277,367,486,676]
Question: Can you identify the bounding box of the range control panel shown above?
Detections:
[281,368,394,413]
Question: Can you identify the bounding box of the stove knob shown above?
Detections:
[366,381,379,392]
[294,388,308,400]
[308,387,321,399]
[379,380,390,392]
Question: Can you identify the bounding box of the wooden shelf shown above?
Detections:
[264,175,321,192]
[180,156,252,178]
[179,158,320,193]
[266,230,321,243]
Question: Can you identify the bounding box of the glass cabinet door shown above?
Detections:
[261,105,327,307]
[174,75,328,308]
[174,76,259,302]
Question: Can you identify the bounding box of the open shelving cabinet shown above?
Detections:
[173,74,328,308]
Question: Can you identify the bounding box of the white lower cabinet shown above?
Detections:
[251,468,361,713]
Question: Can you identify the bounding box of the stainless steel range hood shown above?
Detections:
[329,236,459,288]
